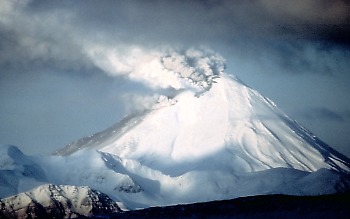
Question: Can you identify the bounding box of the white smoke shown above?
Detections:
[84,45,226,114]
[85,46,226,92]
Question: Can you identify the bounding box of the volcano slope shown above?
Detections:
[54,71,350,209]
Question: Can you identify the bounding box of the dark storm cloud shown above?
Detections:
[74,0,350,45]
[1,0,350,109]
[1,0,349,77]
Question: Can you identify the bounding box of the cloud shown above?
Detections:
[1,0,349,78]
[0,1,93,75]
[1,0,349,92]
[1,1,228,84]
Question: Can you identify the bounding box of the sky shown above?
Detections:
[1,0,350,157]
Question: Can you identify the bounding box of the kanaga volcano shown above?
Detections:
[1,49,350,216]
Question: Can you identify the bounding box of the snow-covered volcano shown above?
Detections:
[57,73,350,175]
[2,49,350,212]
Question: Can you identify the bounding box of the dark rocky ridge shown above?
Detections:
[111,193,350,219]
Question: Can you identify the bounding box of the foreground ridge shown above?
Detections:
[113,193,350,219]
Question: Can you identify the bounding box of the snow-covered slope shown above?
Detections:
[0,184,120,218]
[0,145,47,198]
[2,145,349,210]
[58,73,350,175]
